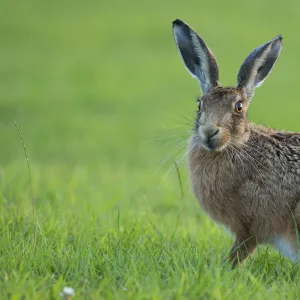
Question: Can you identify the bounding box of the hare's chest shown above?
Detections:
[189,160,236,224]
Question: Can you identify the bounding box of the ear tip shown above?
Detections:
[172,19,184,27]
[274,34,283,42]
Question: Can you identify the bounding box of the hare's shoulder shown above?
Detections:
[271,131,300,147]
[248,127,300,166]
[266,131,300,167]
[250,125,300,147]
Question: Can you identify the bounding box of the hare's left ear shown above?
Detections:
[237,35,283,99]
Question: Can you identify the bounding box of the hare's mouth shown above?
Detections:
[198,131,230,152]
[201,138,223,152]
[206,140,219,151]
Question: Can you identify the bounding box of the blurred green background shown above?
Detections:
[1,0,300,298]
[1,0,299,168]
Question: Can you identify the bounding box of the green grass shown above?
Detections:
[1,0,300,298]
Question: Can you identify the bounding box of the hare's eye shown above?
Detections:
[197,100,201,111]
[235,101,243,113]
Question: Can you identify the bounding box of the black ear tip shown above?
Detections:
[172,19,184,27]
[275,34,283,41]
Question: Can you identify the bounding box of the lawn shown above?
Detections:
[1,0,300,298]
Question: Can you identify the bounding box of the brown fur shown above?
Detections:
[189,86,300,267]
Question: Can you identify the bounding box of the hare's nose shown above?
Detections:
[200,126,219,140]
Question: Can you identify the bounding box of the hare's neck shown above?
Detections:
[187,135,247,186]
[188,146,232,176]
[188,145,235,205]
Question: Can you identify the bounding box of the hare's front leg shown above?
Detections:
[229,234,256,268]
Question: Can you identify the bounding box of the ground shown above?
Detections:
[1,0,300,299]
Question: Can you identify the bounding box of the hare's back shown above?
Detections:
[272,131,300,147]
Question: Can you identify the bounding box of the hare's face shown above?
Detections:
[195,87,249,151]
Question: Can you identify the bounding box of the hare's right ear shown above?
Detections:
[172,19,219,94]
[237,35,283,99]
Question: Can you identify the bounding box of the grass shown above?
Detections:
[1,0,300,298]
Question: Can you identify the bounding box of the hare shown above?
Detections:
[172,19,300,267]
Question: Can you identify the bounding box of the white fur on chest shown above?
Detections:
[273,237,299,261]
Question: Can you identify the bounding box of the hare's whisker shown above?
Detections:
[159,138,190,148]
[163,150,187,183]
[228,143,247,175]
[144,135,184,144]
[236,140,285,181]
[155,141,187,174]
[231,143,265,183]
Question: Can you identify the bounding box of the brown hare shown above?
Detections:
[172,19,300,267]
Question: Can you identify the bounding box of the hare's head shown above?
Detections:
[172,19,282,151]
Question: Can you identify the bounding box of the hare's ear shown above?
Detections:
[237,35,283,99]
[172,19,219,94]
